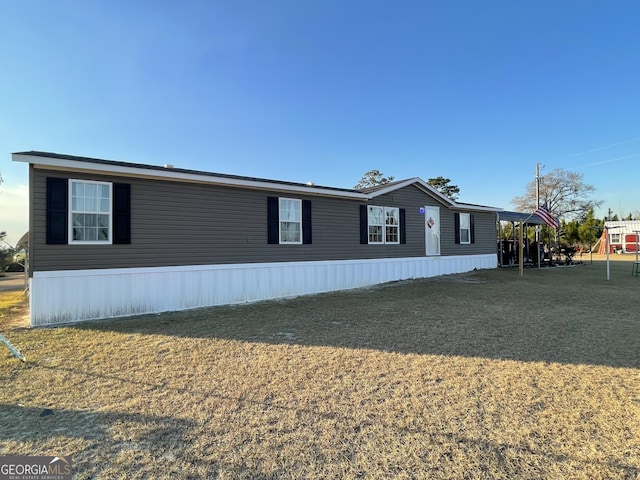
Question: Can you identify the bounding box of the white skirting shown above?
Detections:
[29,254,497,326]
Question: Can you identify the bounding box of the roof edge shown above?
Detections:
[13,151,502,210]
[12,151,368,200]
[367,177,456,205]
[367,177,500,211]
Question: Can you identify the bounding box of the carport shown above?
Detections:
[497,211,548,267]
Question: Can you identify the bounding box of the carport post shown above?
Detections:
[536,225,541,269]
[519,220,524,277]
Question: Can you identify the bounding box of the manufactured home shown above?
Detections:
[14,151,500,326]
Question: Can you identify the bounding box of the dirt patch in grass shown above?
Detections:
[1,260,640,478]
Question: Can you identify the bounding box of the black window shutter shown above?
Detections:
[359,205,368,244]
[470,214,475,244]
[267,197,279,244]
[46,177,68,244]
[399,208,406,244]
[454,212,461,244]
[113,183,131,244]
[302,200,312,244]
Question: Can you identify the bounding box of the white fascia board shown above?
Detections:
[367,177,501,212]
[368,177,455,206]
[367,178,449,206]
[454,203,503,213]
[366,178,429,198]
[413,182,501,212]
[13,153,368,200]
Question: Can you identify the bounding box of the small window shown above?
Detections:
[69,180,112,244]
[459,212,471,244]
[610,233,621,244]
[279,198,302,244]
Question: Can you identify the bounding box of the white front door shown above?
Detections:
[425,206,440,256]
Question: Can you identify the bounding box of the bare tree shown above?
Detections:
[354,170,394,190]
[512,168,601,221]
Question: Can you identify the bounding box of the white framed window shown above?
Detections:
[459,212,471,244]
[69,179,112,244]
[385,207,400,244]
[368,206,399,244]
[609,233,621,244]
[279,198,302,244]
[368,206,384,244]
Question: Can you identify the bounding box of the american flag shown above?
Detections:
[534,202,559,229]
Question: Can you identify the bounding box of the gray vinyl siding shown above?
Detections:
[369,185,442,257]
[373,187,497,257]
[31,169,496,273]
[440,210,497,256]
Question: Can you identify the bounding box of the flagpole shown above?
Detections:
[536,163,541,269]
[604,225,623,281]
[606,227,610,281]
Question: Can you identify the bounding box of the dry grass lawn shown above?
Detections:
[1,258,640,479]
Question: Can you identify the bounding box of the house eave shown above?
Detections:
[367,177,452,203]
[455,203,503,213]
[13,152,369,200]
[367,177,501,212]
[13,151,503,210]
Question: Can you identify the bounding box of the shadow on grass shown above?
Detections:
[3,398,636,479]
[0,402,289,478]
[0,403,192,444]
[82,261,640,369]
[0,403,200,475]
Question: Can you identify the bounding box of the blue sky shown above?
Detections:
[2,1,639,245]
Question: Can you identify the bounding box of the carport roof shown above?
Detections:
[497,210,547,225]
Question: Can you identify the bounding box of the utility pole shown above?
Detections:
[536,163,541,208]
